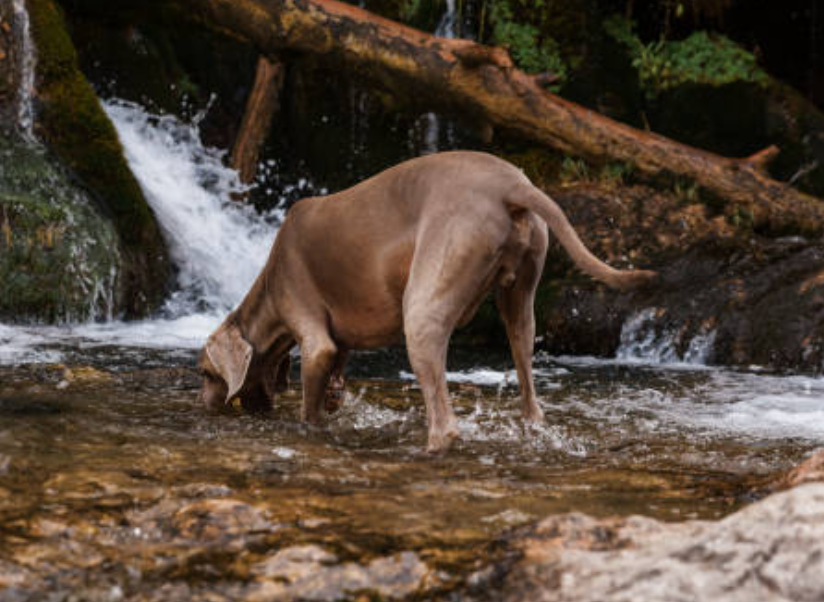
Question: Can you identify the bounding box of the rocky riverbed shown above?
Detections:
[0,345,821,601]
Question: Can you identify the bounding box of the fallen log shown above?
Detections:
[171,0,824,235]
[230,55,285,188]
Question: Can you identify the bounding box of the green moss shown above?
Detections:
[604,15,768,98]
[26,0,169,315]
[0,134,120,322]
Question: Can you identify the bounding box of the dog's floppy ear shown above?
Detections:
[205,322,253,404]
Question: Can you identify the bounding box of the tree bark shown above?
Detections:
[230,55,284,188]
[174,0,824,235]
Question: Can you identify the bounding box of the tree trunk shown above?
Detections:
[174,0,824,235]
[230,55,284,188]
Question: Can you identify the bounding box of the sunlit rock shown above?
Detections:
[774,448,824,491]
[249,546,430,602]
[478,484,824,602]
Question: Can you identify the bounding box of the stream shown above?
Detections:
[0,343,822,600]
[1,100,823,600]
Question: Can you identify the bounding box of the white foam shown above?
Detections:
[0,324,63,364]
[549,368,824,442]
[58,313,224,349]
[616,307,716,366]
[398,366,567,387]
[399,368,515,386]
[711,394,824,440]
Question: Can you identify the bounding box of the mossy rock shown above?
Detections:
[0,134,120,323]
[26,0,169,316]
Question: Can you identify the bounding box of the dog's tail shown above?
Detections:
[507,183,657,291]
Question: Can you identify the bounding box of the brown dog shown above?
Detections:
[197,151,654,453]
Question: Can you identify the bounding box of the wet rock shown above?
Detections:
[56,365,114,388]
[774,448,824,491]
[0,0,25,138]
[0,135,122,322]
[478,484,824,602]
[502,181,824,372]
[248,545,430,602]
[171,498,274,541]
[24,0,169,317]
[0,559,38,591]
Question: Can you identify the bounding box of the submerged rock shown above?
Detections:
[248,545,429,602]
[475,483,824,602]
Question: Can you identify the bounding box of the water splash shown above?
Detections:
[616,308,716,365]
[102,99,282,316]
[12,0,36,140]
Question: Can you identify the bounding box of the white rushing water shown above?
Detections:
[0,100,282,354]
[12,0,36,140]
[102,99,282,313]
[616,307,717,365]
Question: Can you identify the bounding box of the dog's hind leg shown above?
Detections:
[495,219,548,424]
[404,310,458,454]
[403,216,509,453]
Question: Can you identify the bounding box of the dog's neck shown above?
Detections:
[234,270,288,355]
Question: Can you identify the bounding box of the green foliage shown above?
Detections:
[672,177,699,203]
[729,205,754,230]
[488,0,568,90]
[559,156,590,183]
[558,157,635,187]
[399,0,424,22]
[600,161,635,187]
[604,15,769,98]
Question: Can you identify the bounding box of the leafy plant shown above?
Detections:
[487,0,568,90]
[560,156,590,183]
[600,161,635,187]
[673,177,699,203]
[604,15,768,98]
[399,0,424,24]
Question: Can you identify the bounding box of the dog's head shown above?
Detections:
[197,321,253,411]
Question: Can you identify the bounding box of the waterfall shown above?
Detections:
[103,100,282,317]
[0,100,288,352]
[616,308,716,365]
[421,0,459,154]
[435,0,458,38]
[22,99,286,348]
[12,0,36,140]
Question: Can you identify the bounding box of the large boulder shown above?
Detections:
[0,133,120,322]
[533,180,824,371]
[21,0,170,317]
[472,483,824,602]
